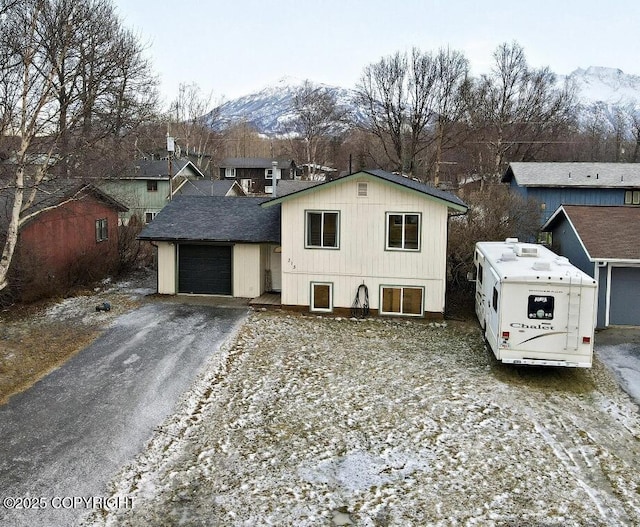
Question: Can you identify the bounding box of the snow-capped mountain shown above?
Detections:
[209,68,640,137]
[207,76,365,136]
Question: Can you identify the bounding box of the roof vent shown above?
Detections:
[505,237,519,244]
[532,260,551,271]
[501,251,517,262]
[514,244,539,257]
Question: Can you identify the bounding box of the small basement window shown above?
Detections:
[311,282,333,312]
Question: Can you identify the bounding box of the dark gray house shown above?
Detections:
[218,157,297,195]
[542,205,640,327]
[503,162,640,224]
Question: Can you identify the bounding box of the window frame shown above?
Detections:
[305,210,340,249]
[224,167,236,179]
[95,218,108,242]
[379,285,424,317]
[146,180,158,192]
[385,212,421,251]
[145,212,158,224]
[310,282,333,313]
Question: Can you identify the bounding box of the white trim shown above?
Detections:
[310,282,333,313]
[379,285,425,317]
[385,212,421,251]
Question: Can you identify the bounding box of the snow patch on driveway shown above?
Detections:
[83,312,640,527]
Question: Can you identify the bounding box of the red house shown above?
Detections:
[3,182,128,301]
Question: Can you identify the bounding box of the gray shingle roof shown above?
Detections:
[219,157,294,169]
[138,196,280,243]
[276,180,322,196]
[503,162,640,188]
[264,169,468,211]
[176,180,245,196]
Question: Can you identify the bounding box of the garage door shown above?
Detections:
[178,245,232,295]
[609,267,640,326]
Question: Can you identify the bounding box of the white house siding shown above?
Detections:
[156,241,176,294]
[280,176,449,315]
[233,244,262,298]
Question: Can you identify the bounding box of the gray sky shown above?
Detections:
[112,0,640,105]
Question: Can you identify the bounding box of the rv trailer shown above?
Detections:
[473,239,597,368]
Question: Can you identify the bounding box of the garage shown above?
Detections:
[178,244,232,295]
[609,267,640,326]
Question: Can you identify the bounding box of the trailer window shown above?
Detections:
[528,295,555,320]
[478,263,483,284]
[492,287,498,312]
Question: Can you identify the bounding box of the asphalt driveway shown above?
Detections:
[0,301,248,527]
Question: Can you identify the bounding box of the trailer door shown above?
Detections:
[475,257,486,329]
[485,270,501,352]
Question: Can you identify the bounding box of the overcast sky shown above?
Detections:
[112,0,640,106]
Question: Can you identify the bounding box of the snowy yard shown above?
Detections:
[83,311,640,527]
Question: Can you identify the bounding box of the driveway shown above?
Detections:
[0,301,248,527]
[595,326,640,404]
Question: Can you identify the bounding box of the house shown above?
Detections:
[99,158,206,224]
[1,182,128,301]
[139,169,468,318]
[219,157,297,195]
[542,205,640,327]
[502,162,640,224]
[175,179,246,197]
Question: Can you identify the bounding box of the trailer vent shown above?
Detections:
[532,260,551,271]
[514,244,539,257]
[501,251,517,262]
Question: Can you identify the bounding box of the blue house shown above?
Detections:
[502,162,640,224]
[542,205,640,327]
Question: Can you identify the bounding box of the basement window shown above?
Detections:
[380,286,424,316]
[625,190,640,205]
[311,282,333,312]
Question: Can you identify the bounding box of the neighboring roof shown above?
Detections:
[502,162,640,188]
[138,196,280,244]
[276,180,323,196]
[123,159,206,180]
[542,205,640,261]
[263,169,468,212]
[219,157,293,169]
[0,180,128,230]
[176,179,246,196]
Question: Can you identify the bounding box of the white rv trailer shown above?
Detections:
[473,239,597,368]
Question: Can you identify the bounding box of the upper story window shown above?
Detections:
[265,168,281,180]
[225,167,236,178]
[625,190,640,205]
[95,218,108,242]
[386,212,420,251]
[306,210,339,249]
[147,180,158,192]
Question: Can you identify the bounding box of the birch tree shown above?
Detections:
[0,0,158,292]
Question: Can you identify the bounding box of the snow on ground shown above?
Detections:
[82,311,640,527]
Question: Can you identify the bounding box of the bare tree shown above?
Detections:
[356,47,470,180]
[467,42,576,181]
[0,0,159,293]
[170,82,221,174]
[286,80,350,179]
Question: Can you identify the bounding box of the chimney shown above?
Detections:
[272,160,278,197]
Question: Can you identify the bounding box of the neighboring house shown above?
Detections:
[99,158,206,224]
[1,182,127,301]
[300,163,338,181]
[219,157,296,195]
[175,179,246,197]
[542,205,640,327]
[140,169,468,318]
[502,162,640,224]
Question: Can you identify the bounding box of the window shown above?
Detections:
[528,295,555,320]
[265,168,281,180]
[311,282,333,312]
[145,212,157,224]
[306,211,339,249]
[492,287,499,312]
[386,213,420,250]
[478,263,484,284]
[625,190,640,205]
[380,286,424,316]
[95,218,108,242]
[357,182,368,197]
[147,180,158,192]
[225,167,236,179]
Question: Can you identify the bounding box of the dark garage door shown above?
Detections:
[609,267,640,326]
[178,245,232,295]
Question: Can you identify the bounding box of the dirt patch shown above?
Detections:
[0,271,155,404]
